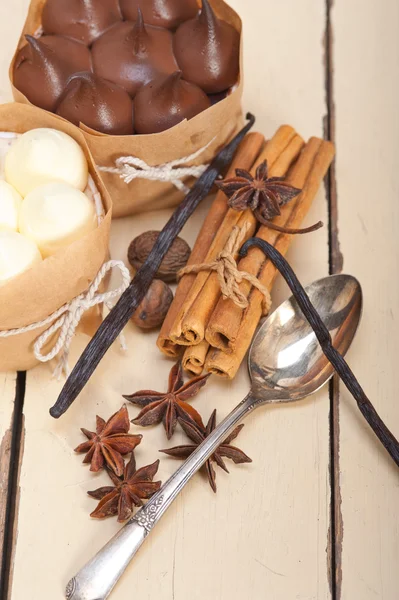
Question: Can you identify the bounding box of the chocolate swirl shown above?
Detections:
[174,0,240,93]
[56,72,134,135]
[119,0,199,30]
[13,35,92,111]
[134,71,210,134]
[91,10,178,96]
[42,0,122,46]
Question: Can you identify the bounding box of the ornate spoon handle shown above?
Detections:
[66,395,258,600]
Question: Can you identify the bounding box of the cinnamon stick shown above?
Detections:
[182,340,209,376]
[169,126,304,348]
[156,132,265,357]
[206,137,324,353]
[182,132,304,374]
[205,138,335,378]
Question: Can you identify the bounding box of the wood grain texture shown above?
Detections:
[0,374,17,594]
[0,2,36,593]
[333,0,399,598]
[4,1,331,599]
[0,0,29,105]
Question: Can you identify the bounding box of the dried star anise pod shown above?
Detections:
[216,160,322,234]
[160,410,252,493]
[88,455,162,522]
[123,361,209,440]
[75,405,142,476]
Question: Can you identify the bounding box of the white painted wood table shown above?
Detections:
[1,1,398,599]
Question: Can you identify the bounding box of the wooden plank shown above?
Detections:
[0,373,18,594]
[0,1,30,595]
[332,0,399,598]
[5,1,332,598]
[0,0,30,104]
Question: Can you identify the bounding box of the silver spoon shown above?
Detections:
[66,273,362,600]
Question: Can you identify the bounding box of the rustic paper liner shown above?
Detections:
[9,0,244,217]
[0,103,112,372]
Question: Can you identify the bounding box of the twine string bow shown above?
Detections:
[178,225,272,315]
[0,261,131,379]
[99,137,216,194]
[35,260,131,378]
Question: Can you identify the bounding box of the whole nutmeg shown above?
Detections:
[132,279,173,330]
[128,231,191,282]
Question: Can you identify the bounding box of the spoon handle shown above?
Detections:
[65,394,258,600]
[241,238,399,468]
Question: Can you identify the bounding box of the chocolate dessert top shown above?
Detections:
[13,0,241,134]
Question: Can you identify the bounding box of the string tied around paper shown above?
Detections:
[98,137,216,194]
[178,225,272,315]
[0,260,131,379]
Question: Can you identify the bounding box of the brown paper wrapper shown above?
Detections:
[9,0,244,218]
[0,103,112,372]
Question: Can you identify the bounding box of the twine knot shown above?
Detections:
[178,225,272,315]
[34,260,131,378]
[98,137,216,194]
[0,260,131,379]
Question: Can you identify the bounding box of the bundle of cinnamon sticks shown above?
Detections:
[157,126,335,379]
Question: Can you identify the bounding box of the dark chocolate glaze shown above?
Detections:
[134,71,210,134]
[42,0,122,46]
[174,0,240,93]
[56,72,134,135]
[13,35,92,112]
[91,11,178,96]
[119,0,199,30]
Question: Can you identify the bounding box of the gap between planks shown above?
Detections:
[324,0,343,599]
[0,372,26,600]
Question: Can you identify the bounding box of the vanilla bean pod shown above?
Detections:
[240,237,399,468]
[50,114,255,418]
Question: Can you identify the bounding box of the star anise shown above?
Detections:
[88,455,162,522]
[216,160,322,234]
[75,405,142,476]
[160,410,252,492]
[123,361,210,440]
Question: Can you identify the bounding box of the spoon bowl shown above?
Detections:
[250,274,362,402]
